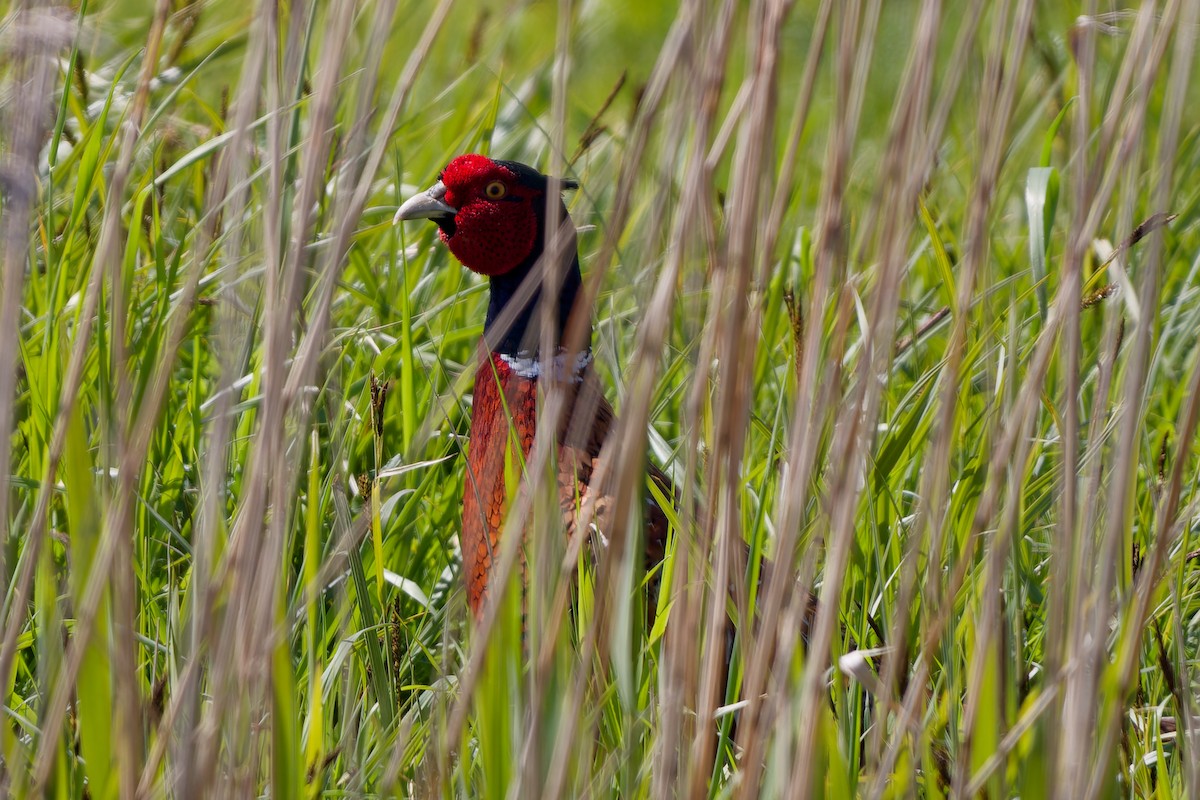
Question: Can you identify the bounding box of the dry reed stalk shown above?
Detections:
[108,4,176,792]
[866,4,1187,792]
[784,0,949,795]
[1053,3,1183,792]
[188,0,357,785]
[59,5,264,794]
[734,0,880,791]
[0,0,173,791]
[0,0,68,589]
[682,1,793,792]
[636,4,737,792]
[520,0,577,789]
[287,0,454,407]
[644,6,743,791]
[175,0,314,786]
[0,13,69,787]
[159,2,273,793]
[727,1,839,786]
[183,0,450,790]
[803,31,930,800]
[935,1,1036,793]
[762,0,833,250]
[524,1,764,793]
[1082,0,1197,793]
[869,6,992,761]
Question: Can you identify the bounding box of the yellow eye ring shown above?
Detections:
[484,181,507,199]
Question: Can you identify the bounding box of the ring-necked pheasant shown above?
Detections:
[394,154,668,618]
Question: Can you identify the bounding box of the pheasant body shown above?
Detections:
[461,352,538,613]
[396,154,667,618]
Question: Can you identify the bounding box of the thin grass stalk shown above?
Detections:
[825,1,1022,796]
[956,327,1041,796]
[543,400,659,798]
[558,0,697,370]
[953,475,1014,797]
[863,4,1168,795]
[1037,2,1165,787]
[867,0,987,773]
[745,282,853,783]
[756,0,880,780]
[694,6,771,781]
[874,206,1102,800]
[936,0,1032,791]
[113,4,174,794]
[761,0,832,249]
[868,7,1175,776]
[907,0,1012,621]
[1072,167,1140,764]
[789,0,949,795]
[0,1,66,601]
[1,0,167,785]
[38,66,239,800]
[540,45,738,791]
[874,246,1109,790]
[282,0,454,409]
[1078,31,1156,584]
[1085,0,1197,793]
[518,0,575,790]
[1068,281,1127,757]
[201,0,450,785]
[1056,5,1104,789]
[164,5,273,795]
[686,1,791,792]
[225,0,352,570]
[872,311,1062,790]
[283,12,454,745]
[541,459,602,799]
[648,6,720,792]
[342,0,398,171]
[195,0,343,782]
[908,1,1034,791]
[245,0,309,786]
[0,3,68,782]
[733,1,870,790]
[646,5,739,793]
[1059,3,1181,791]
[1062,6,1148,789]
[633,45,705,800]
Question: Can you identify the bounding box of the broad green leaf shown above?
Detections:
[1025,167,1059,322]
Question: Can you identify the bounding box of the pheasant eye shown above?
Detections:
[484,181,507,199]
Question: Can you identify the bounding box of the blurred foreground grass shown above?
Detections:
[2,0,1200,797]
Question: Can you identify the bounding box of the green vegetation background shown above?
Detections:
[4,0,1200,797]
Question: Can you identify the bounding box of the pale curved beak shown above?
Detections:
[393,181,457,224]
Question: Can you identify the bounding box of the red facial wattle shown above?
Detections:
[440,193,538,277]
[438,155,540,277]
